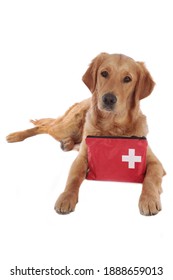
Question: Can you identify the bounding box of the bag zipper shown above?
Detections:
[86,135,146,140]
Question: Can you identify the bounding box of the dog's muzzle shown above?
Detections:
[102,93,117,111]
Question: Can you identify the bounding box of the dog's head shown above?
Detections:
[82,53,155,116]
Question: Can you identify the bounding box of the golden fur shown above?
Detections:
[6,53,165,215]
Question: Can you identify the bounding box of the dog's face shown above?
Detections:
[83,53,155,117]
[96,55,139,115]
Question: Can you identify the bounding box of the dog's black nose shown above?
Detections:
[102,93,117,108]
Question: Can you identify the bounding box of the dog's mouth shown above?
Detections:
[102,105,115,112]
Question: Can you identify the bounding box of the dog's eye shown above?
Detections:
[101,71,109,78]
[123,76,132,83]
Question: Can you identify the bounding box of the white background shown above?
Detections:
[0,0,173,279]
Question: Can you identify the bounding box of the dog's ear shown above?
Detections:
[135,62,155,100]
[82,53,109,93]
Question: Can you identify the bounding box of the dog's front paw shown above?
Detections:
[54,191,78,214]
[138,192,162,216]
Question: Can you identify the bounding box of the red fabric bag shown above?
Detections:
[86,136,148,183]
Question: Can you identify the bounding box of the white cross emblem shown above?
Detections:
[122,149,142,169]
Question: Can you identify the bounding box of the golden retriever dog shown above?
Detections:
[6,53,165,215]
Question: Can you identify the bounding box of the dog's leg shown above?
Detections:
[139,147,165,216]
[6,119,55,143]
[6,127,47,143]
[6,98,91,147]
[54,143,88,214]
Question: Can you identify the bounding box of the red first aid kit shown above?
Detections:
[86,136,148,183]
